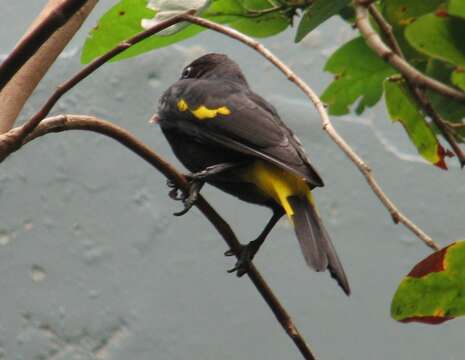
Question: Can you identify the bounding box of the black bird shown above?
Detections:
[155,53,350,295]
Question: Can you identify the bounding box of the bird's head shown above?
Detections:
[179,53,248,85]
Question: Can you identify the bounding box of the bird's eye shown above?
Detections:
[181,66,193,79]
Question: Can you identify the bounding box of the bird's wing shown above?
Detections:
[161,79,324,187]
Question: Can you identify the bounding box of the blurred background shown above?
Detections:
[1,1,464,359]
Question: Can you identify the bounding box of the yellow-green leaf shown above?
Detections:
[452,68,465,92]
[384,78,448,169]
[391,241,465,324]
[449,0,465,20]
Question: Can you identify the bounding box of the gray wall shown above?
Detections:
[1,2,464,359]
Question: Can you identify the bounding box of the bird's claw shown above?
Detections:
[173,188,199,216]
[167,176,203,216]
[168,187,184,201]
[224,249,235,257]
[224,243,258,277]
[166,179,176,188]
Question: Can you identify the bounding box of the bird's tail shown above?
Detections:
[287,195,350,295]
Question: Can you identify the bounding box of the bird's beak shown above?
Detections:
[148,114,160,124]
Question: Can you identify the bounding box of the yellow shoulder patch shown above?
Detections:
[192,105,231,120]
[177,99,188,112]
[176,98,231,120]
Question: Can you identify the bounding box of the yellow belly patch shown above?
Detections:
[176,98,230,120]
[242,160,313,218]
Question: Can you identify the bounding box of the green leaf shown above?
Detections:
[449,0,465,20]
[405,13,465,68]
[383,0,444,28]
[425,60,465,127]
[384,78,448,169]
[382,0,445,65]
[321,37,396,115]
[242,0,277,10]
[228,12,290,37]
[294,0,350,43]
[452,68,465,92]
[223,0,290,37]
[81,0,290,64]
[338,5,355,23]
[81,0,208,63]
[391,240,465,324]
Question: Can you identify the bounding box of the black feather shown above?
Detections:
[159,78,324,188]
[288,196,350,295]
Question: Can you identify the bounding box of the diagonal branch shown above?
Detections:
[366,4,465,168]
[0,0,90,91]
[18,114,318,360]
[354,1,465,105]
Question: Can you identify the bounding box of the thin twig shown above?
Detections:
[367,5,465,168]
[446,122,465,129]
[367,5,404,58]
[180,15,439,250]
[354,1,465,105]
[17,114,317,360]
[0,0,89,91]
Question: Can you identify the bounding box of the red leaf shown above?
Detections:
[408,244,454,278]
[435,9,449,17]
[434,145,449,170]
[400,315,453,324]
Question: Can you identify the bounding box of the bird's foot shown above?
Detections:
[224,240,261,277]
[167,162,241,216]
[167,176,204,216]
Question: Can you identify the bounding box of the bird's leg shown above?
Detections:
[225,208,284,277]
[190,162,242,181]
[167,162,244,216]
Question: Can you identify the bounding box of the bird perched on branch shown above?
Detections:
[155,53,350,295]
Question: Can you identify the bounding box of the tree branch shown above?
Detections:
[366,4,465,168]
[0,0,98,134]
[354,1,465,105]
[0,0,90,92]
[17,114,317,360]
